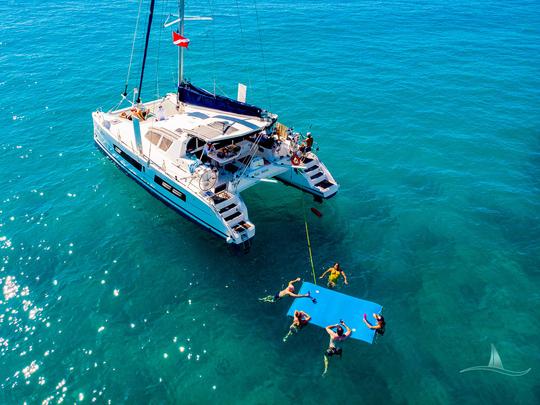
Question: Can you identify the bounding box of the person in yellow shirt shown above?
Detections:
[319,263,348,289]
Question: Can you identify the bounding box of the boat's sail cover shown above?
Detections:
[178,82,263,117]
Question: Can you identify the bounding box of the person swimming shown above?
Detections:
[363,313,385,336]
[319,263,348,289]
[283,310,311,342]
[259,277,312,303]
[322,320,351,375]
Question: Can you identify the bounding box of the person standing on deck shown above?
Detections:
[302,133,314,153]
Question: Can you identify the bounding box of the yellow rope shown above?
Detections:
[302,195,317,285]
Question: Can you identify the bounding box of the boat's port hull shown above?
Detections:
[93,121,254,244]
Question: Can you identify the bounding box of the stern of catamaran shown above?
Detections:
[264,123,340,200]
[175,82,339,200]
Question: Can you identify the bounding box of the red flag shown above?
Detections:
[172,31,190,48]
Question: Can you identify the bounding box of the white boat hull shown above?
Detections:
[91,93,339,246]
[93,117,254,245]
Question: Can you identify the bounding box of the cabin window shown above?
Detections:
[159,137,173,151]
[146,131,161,146]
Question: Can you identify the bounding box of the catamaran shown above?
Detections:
[91,0,339,247]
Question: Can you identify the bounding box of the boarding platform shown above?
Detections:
[287,282,382,344]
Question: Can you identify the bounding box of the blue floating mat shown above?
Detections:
[286,282,383,344]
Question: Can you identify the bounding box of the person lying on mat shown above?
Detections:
[259,277,312,303]
[319,263,348,289]
[323,320,352,375]
[283,310,311,342]
[363,313,385,335]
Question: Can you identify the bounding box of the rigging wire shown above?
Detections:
[207,0,218,95]
[154,0,170,99]
[234,0,251,90]
[231,131,265,189]
[214,83,230,98]
[109,90,132,112]
[252,0,272,110]
[124,0,144,96]
[137,0,157,104]
[147,0,171,154]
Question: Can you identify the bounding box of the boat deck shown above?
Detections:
[107,93,273,144]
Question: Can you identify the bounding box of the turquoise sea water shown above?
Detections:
[1,0,539,403]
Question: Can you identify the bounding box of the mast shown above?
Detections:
[137,0,156,104]
[178,0,185,85]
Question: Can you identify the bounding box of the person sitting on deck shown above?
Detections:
[283,310,311,342]
[134,107,148,121]
[363,313,385,336]
[323,320,352,375]
[119,107,137,120]
[292,132,300,146]
[259,277,313,303]
[119,107,147,121]
[319,263,348,289]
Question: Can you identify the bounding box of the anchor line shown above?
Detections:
[302,194,317,285]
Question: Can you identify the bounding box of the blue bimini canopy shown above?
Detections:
[286,282,383,344]
[178,82,263,118]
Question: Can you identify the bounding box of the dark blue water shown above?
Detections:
[1,0,539,403]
